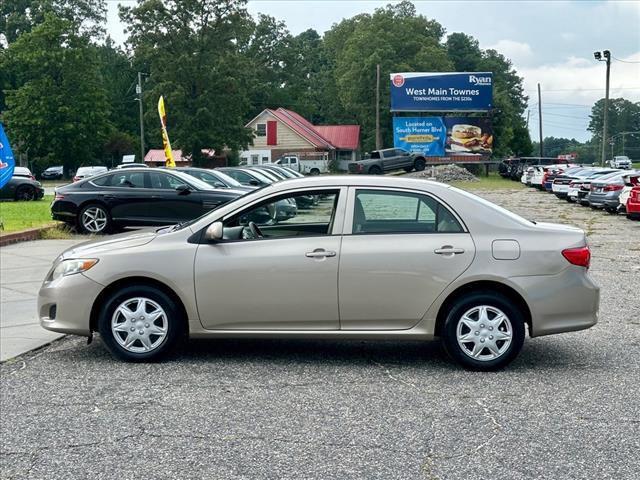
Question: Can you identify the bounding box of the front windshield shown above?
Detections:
[170,170,217,190]
[248,169,274,184]
[212,170,243,187]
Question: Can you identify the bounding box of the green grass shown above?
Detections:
[633,162,640,169]
[0,195,61,233]
[450,171,523,191]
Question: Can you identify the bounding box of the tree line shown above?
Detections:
[1,0,550,174]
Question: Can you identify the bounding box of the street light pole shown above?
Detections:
[594,50,611,166]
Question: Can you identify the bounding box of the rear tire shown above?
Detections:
[368,165,382,175]
[98,285,184,362]
[441,291,525,371]
[15,185,35,201]
[309,168,320,176]
[78,203,111,234]
[414,158,426,171]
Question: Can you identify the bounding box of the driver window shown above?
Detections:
[223,190,340,240]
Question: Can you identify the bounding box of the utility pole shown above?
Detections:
[375,64,381,150]
[594,50,611,166]
[537,83,543,157]
[526,109,530,129]
[137,72,145,163]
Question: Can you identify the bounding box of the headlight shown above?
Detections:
[50,259,99,281]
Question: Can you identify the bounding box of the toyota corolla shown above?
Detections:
[38,176,599,370]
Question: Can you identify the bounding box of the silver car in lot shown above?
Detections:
[38,176,599,370]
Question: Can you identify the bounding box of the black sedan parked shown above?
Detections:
[0,175,45,201]
[51,168,245,233]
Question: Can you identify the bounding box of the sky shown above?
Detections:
[106,0,640,143]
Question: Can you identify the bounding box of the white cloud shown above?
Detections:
[486,39,534,67]
[520,52,640,141]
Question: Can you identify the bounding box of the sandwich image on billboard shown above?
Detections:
[390,72,493,111]
[393,117,493,157]
[445,117,493,155]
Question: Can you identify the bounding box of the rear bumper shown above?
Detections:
[510,268,599,337]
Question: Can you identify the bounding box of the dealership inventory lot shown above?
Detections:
[1,185,639,479]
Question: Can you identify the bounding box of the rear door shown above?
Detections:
[145,171,203,222]
[103,171,154,223]
[338,187,475,330]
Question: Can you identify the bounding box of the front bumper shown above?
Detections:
[510,267,599,337]
[38,272,104,336]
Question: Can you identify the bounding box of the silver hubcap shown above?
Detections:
[456,305,513,361]
[82,206,107,233]
[111,297,168,353]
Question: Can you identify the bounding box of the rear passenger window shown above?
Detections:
[353,190,463,234]
[111,172,145,188]
[90,174,112,186]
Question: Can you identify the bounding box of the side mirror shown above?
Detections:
[214,182,226,188]
[176,184,191,195]
[249,180,260,186]
[204,221,223,241]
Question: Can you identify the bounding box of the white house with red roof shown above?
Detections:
[241,108,360,171]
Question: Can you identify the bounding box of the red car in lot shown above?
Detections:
[626,185,640,220]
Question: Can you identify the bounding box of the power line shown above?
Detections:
[612,56,640,64]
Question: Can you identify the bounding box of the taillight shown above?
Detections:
[603,184,623,192]
[31,175,36,180]
[73,176,80,182]
[562,246,591,269]
[542,173,548,183]
[569,181,577,187]
[54,194,64,200]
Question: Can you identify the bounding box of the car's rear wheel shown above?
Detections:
[98,285,184,362]
[368,165,382,175]
[414,158,426,171]
[15,185,35,201]
[442,292,525,371]
[309,168,320,176]
[78,203,111,234]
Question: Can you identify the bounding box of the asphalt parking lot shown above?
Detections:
[1,185,639,479]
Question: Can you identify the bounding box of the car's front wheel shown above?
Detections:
[15,185,35,201]
[78,203,111,234]
[414,158,426,171]
[442,292,525,371]
[98,285,184,362]
[368,165,382,175]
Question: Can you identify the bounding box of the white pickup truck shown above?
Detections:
[275,154,330,175]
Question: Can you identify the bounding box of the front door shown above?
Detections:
[339,187,475,330]
[194,188,345,330]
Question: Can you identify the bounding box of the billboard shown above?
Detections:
[393,117,493,157]
[0,123,16,189]
[390,72,493,111]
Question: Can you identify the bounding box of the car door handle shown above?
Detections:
[103,195,116,200]
[434,246,465,255]
[305,249,337,258]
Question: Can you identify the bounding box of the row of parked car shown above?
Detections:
[517,163,640,220]
[50,164,315,234]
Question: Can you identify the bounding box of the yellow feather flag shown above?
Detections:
[157,96,176,168]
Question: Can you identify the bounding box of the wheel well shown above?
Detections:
[89,276,190,334]
[434,281,532,337]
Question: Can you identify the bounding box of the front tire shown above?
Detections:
[98,285,184,362]
[414,158,426,171]
[78,203,111,234]
[442,292,525,371]
[368,165,382,175]
[309,168,320,176]
[15,185,35,201]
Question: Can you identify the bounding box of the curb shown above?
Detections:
[0,224,59,247]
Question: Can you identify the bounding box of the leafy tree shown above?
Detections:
[1,13,111,174]
[120,0,255,165]
[325,1,452,150]
[588,98,640,160]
